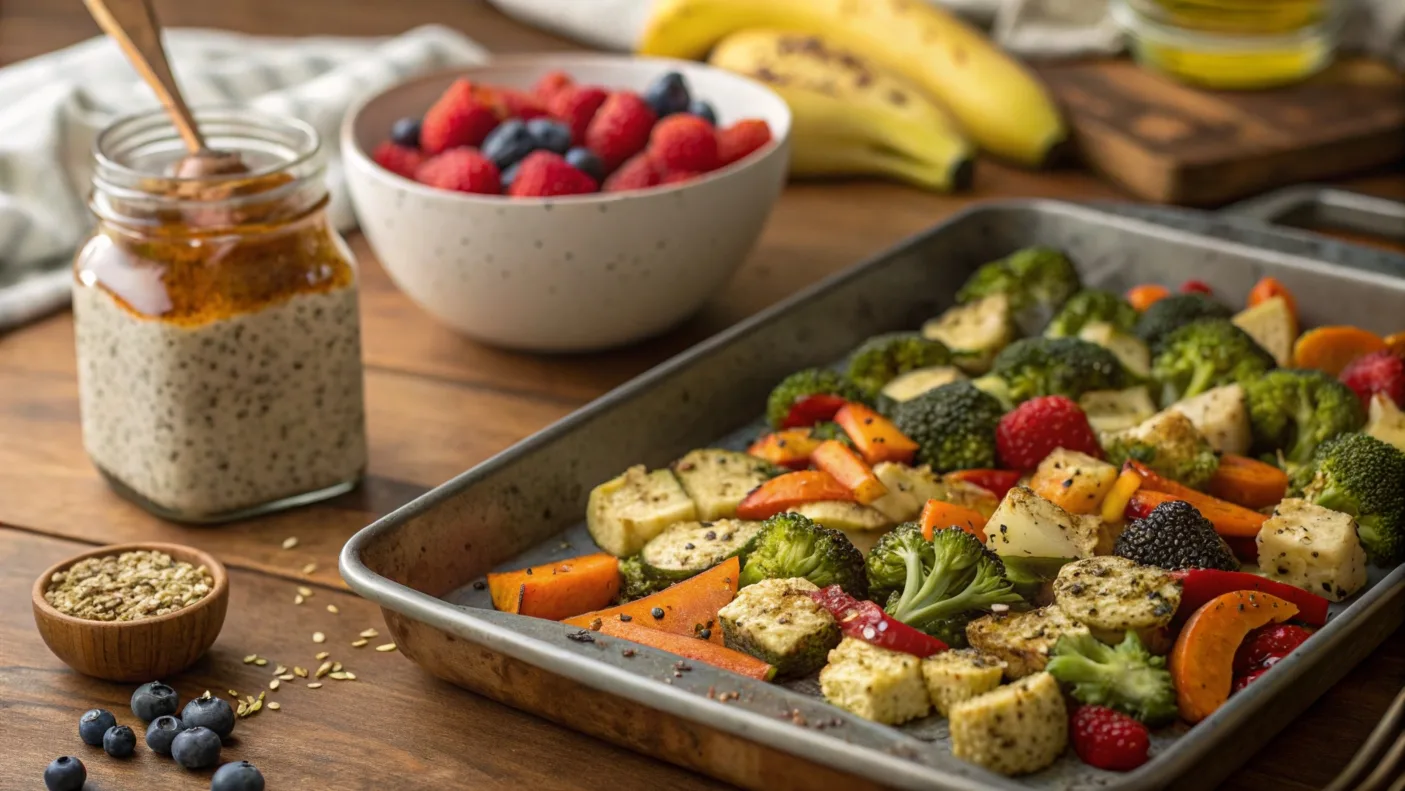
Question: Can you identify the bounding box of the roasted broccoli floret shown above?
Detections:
[765,368,865,429]
[1245,369,1366,467]
[956,246,1082,335]
[1134,293,1234,351]
[1045,289,1138,339]
[809,421,853,445]
[1114,499,1239,571]
[617,555,670,601]
[987,337,1128,405]
[1102,411,1220,489]
[1302,432,1405,566]
[846,332,952,398]
[872,525,1023,646]
[738,512,868,598]
[1150,319,1276,407]
[1045,631,1177,725]
[890,381,1004,472]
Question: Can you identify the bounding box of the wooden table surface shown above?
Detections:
[2,2,1402,789]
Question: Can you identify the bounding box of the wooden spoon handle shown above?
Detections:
[83,0,205,153]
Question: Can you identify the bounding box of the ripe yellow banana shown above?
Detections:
[639,0,1066,167]
[708,30,974,191]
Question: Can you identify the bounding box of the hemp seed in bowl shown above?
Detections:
[44,550,214,622]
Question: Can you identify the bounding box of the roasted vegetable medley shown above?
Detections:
[486,249,1405,778]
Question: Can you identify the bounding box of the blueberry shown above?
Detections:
[643,71,691,117]
[171,726,222,770]
[131,681,179,722]
[78,709,116,746]
[390,117,422,148]
[44,756,86,791]
[526,118,572,154]
[211,760,266,791]
[181,694,235,740]
[103,724,137,758]
[481,119,537,170]
[687,100,717,126]
[146,715,186,756]
[564,147,605,182]
[501,161,522,191]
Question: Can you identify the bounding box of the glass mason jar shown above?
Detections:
[73,109,368,523]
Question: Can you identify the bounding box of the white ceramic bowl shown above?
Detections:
[342,54,791,351]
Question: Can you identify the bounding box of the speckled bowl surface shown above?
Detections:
[342,54,791,352]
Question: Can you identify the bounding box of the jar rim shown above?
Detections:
[94,106,321,186]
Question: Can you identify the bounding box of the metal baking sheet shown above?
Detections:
[341,200,1405,791]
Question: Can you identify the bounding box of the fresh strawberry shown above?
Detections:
[507,151,597,198]
[498,88,550,121]
[414,148,501,194]
[549,86,609,146]
[532,70,574,104]
[1180,280,1214,296]
[371,142,424,180]
[649,114,718,173]
[601,153,661,193]
[1339,350,1405,408]
[1232,664,1273,694]
[1232,623,1313,676]
[995,395,1103,471]
[1070,706,1151,772]
[717,119,773,166]
[421,79,500,154]
[659,170,702,185]
[585,92,657,171]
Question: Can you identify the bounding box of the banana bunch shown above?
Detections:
[639,0,1067,175]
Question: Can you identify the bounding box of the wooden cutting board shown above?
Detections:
[1038,58,1405,206]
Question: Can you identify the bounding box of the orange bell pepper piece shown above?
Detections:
[1205,454,1289,511]
[833,403,918,465]
[919,498,987,542]
[1291,326,1387,376]
[811,440,888,504]
[1127,284,1171,311]
[735,470,854,521]
[488,553,622,621]
[746,429,823,471]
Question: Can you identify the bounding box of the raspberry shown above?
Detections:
[659,170,701,185]
[549,86,608,144]
[414,148,502,194]
[1339,350,1405,409]
[995,395,1103,470]
[371,142,424,180]
[602,153,661,193]
[421,79,500,154]
[532,70,574,104]
[584,92,657,171]
[1070,706,1151,772]
[717,119,773,166]
[1232,623,1313,676]
[507,151,597,198]
[649,114,719,173]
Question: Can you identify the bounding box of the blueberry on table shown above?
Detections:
[77,709,115,746]
[481,119,537,170]
[389,116,422,148]
[644,71,691,117]
[131,680,179,722]
[181,694,236,739]
[687,100,717,126]
[171,726,222,770]
[103,724,137,758]
[564,147,604,182]
[526,118,572,154]
[146,715,186,755]
[211,760,266,791]
[43,756,86,791]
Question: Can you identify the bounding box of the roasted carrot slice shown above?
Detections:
[1127,284,1171,311]
[811,440,887,504]
[488,553,622,620]
[562,557,739,645]
[1206,454,1289,511]
[833,403,918,465]
[735,469,854,521]
[586,618,775,680]
[919,498,987,542]
[1169,590,1298,723]
[1125,489,1267,542]
[1247,276,1298,324]
[1291,326,1387,376]
[746,429,823,471]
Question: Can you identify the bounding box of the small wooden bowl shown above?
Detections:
[32,542,229,683]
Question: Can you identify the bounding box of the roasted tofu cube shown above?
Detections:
[718,578,839,677]
[921,648,1006,717]
[950,672,1068,776]
[672,449,777,521]
[587,466,698,557]
[1078,386,1157,435]
[1232,296,1295,367]
[984,487,1099,560]
[1052,557,1180,649]
[1258,498,1369,602]
[1029,449,1119,516]
[819,637,931,725]
[1166,384,1252,456]
[966,604,1091,679]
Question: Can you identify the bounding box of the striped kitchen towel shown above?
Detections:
[0,24,487,332]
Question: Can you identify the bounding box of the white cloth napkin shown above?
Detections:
[0,24,487,332]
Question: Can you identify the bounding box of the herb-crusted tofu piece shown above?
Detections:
[1052,557,1180,648]
[587,466,698,557]
[640,519,763,582]
[922,648,1007,716]
[950,672,1068,776]
[985,487,1099,560]
[1257,498,1369,602]
[1079,386,1158,435]
[672,449,777,521]
[819,637,932,725]
[1166,384,1252,456]
[1029,448,1119,516]
[966,604,1091,679]
[868,463,948,523]
[718,578,839,677]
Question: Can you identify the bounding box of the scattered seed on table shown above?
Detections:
[282,537,299,550]
[277,673,295,681]
[315,651,329,661]
[307,683,322,690]
[274,665,288,676]
[297,586,314,598]
[294,594,305,605]
[329,672,350,680]
[343,672,357,680]
[375,643,397,653]
[293,667,308,678]
[332,661,343,673]
[254,658,268,666]
[326,605,339,615]
[360,628,379,639]
[269,680,280,691]
[267,702,281,711]
[242,654,257,664]
[237,702,248,717]
[312,632,326,644]
[302,562,318,575]
[351,639,368,648]
[315,661,333,678]
[228,690,240,698]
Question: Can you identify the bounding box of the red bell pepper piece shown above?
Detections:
[947,469,1022,499]
[1169,569,1330,627]
[810,585,948,658]
[780,394,850,429]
